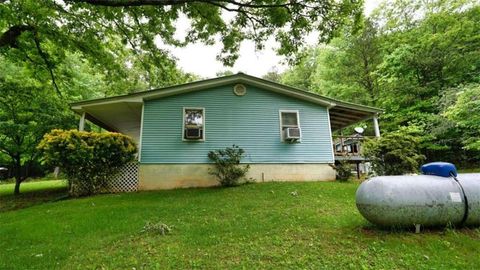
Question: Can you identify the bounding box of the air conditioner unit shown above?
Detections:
[185,128,202,139]
[284,127,301,141]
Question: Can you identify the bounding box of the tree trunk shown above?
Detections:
[14,180,21,195]
[13,155,23,196]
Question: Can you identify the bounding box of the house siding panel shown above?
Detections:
[140,84,334,164]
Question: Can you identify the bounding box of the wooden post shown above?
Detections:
[373,114,380,138]
[356,162,361,179]
[340,129,345,155]
[79,112,86,131]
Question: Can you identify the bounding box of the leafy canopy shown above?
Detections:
[444,84,480,151]
[282,0,480,167]
[0,0,363,97]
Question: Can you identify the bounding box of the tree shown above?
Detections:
[70,0,363,65]
[262,67,282,82]
[0,0,363,94]
[280,47,320,90]
[363,127,426,175]
[282,0,480,166]
[373,2,480,162]
[0,60,74,195]
[281,19,382,106]
[315,19,382,106]
[0,0,192,98]
[444,84,480,152]
[0,0,207,195]
[216,70,235,77]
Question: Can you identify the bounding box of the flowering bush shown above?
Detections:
[38,129,137,196]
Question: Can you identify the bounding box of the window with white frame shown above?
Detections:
[183,107,205,141]
[279,110,301,142]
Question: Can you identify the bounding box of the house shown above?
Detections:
[71,73,382,190]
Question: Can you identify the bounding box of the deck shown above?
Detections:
[332,135,373,161]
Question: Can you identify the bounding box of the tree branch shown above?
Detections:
[32,32,63,98]
[0,25,35,48]
[71,0,294,8]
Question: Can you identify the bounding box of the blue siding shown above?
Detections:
[140,84,334,163]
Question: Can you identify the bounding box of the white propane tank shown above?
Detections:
[356,162,480,228]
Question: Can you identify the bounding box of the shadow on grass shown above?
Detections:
[0,185,68,213]
[358,223,480,236]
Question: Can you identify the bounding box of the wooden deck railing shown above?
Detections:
[333,135,374,157]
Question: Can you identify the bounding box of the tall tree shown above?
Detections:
[282,0,480,166]
[282,19,382,106]
[0,0,363,95]
[0,59,74,194]
[315,19,382,105]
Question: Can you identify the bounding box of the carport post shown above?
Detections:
[79,112,86,131]
[373,114,380,138]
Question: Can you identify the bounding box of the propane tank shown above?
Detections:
[356,162,480,228]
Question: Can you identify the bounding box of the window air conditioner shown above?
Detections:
[185,128,202,139]
[284,127,301,141]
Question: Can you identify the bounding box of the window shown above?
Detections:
[279,110,301,141]
[183,107,205,141]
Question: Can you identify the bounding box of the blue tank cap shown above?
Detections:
[421,162,457,177]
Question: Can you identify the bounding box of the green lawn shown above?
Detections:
[1,181,479,269]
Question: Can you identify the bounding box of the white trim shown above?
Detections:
[182,107,206,142]
[326,108,335,163]
[138,103,145,161]
[278,110,301,142]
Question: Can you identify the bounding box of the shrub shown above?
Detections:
[363,127,425,175]
[38,129,137,196]
[335,160,352,182]
[208,145,250,187]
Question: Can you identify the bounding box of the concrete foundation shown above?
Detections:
[138,163,336,190]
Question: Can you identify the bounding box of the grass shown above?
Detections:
[458,168,480,173]
[1,181,479,269]
[0,180,68,212]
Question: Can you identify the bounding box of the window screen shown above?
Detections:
[280,111,299,128]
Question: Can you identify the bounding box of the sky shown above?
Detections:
[162,0,383,78]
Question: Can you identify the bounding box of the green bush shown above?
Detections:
[363,127,425,175]
[38,129,137,196]
[208,145,250,187]
[335,160,352,182]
